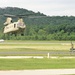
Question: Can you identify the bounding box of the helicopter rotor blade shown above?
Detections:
[27,16,49,18]
[3,14,35,18]
[4,14,16,17]
[1,14,49,18]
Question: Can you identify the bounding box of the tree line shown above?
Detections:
[0,7,75,40]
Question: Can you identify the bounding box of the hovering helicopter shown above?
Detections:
[2,14,47,36]
[3,14,26,36]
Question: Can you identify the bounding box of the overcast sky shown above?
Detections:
[0,0,75,16]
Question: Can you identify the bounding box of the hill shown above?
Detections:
[0,7,75,40]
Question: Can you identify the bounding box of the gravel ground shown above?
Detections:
[0,69,75,75]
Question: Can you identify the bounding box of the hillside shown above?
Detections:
[0,7,75,40]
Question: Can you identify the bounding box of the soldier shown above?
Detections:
[70,41,75,52]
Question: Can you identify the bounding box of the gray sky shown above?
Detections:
[0,0,75,16]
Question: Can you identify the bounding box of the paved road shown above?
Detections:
[0,69,75,75]
[0,51,75,55]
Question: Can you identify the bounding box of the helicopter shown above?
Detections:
[3,14,26,36]
[2,14,47,36]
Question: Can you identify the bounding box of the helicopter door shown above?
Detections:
[14,24,16,28]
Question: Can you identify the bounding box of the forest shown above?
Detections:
[0,7,75,40]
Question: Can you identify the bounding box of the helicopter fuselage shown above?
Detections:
[3,22,26,35]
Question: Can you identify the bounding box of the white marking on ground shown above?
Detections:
[0,56,75,59]
[50,56,75,59]
[0,56,44,59]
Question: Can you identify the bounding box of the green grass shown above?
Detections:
[0,58,75,70]
[0,40,75,70]
[0,40,74,56]
[0,40,71,51]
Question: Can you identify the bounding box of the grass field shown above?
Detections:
[0,40,74,56]
[0,41,72,50]
[0,58,75,70]
[0,40,72,49]
[0,40,75,70]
